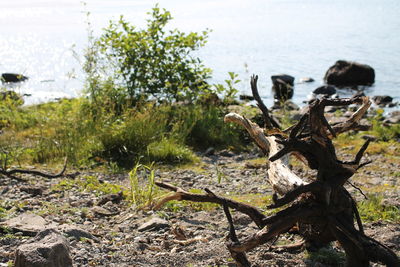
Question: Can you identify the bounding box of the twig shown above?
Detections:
[346,181,368,200]
[0,157,68,179]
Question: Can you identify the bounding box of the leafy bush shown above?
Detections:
[87,5,212,107]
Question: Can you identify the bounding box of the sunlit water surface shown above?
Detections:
[1,0,399,107]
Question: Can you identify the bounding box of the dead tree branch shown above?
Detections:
[0,157,68,180]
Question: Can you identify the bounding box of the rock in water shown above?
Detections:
[1,73,28,83]
[373,95,393,106]
[14,229,73,267]
[271,74,294,102]
[271,74,295,85]
[313,85,337,96]
[299,77,314,83]
[324,60,375,86]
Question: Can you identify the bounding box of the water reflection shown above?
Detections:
[0,0,399,106]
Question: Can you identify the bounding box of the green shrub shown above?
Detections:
[187,105,245,150]
[96,105,169,166]
[87,5,212,107]
[147,138,197,164]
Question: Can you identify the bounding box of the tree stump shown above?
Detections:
[156,75,400,267]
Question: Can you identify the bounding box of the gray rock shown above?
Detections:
[138,217,169,232]
[219,150,235,157]
[2,213,57,236]
[383,116,400,124]
[14,229,72,267]
[282,101,299,111]
[59,225,95,240]
[204,147,215,156]
[91,206,119,217]
[20,186,43,196]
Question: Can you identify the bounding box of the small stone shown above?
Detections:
[138,217,169,232]
[204,147,215,156]
[91,206,119,217]
[20,186,43,196]
[59,225,95,240]
[219,150,235,157]
[97,191,123,206]
[299,77,314,83]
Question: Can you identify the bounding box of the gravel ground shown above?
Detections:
[0,146,399,266]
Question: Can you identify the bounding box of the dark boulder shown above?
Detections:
[313,85,336,96]
[1,73,28,83]
[324,60,375,86]
[373,95,393,106]
[272,79,294,101]
[271,74,294,86]
[271,74,294,102]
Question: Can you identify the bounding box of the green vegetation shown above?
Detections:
[369,109,400,141]
[306,247,346,266]
[52,175,123,197]
[128,162,159,208]
[89,5,212,106]
[0,6,246,170]
[358,194,400,223]
[335,108,400,147]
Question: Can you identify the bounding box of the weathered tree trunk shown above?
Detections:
[156,75,400,267]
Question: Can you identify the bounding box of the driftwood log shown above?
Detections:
[156,75,400,267]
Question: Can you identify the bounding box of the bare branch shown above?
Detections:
[0,157,68,179]
[250,75,280,129]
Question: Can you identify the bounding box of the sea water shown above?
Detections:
[1,0,399,107]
